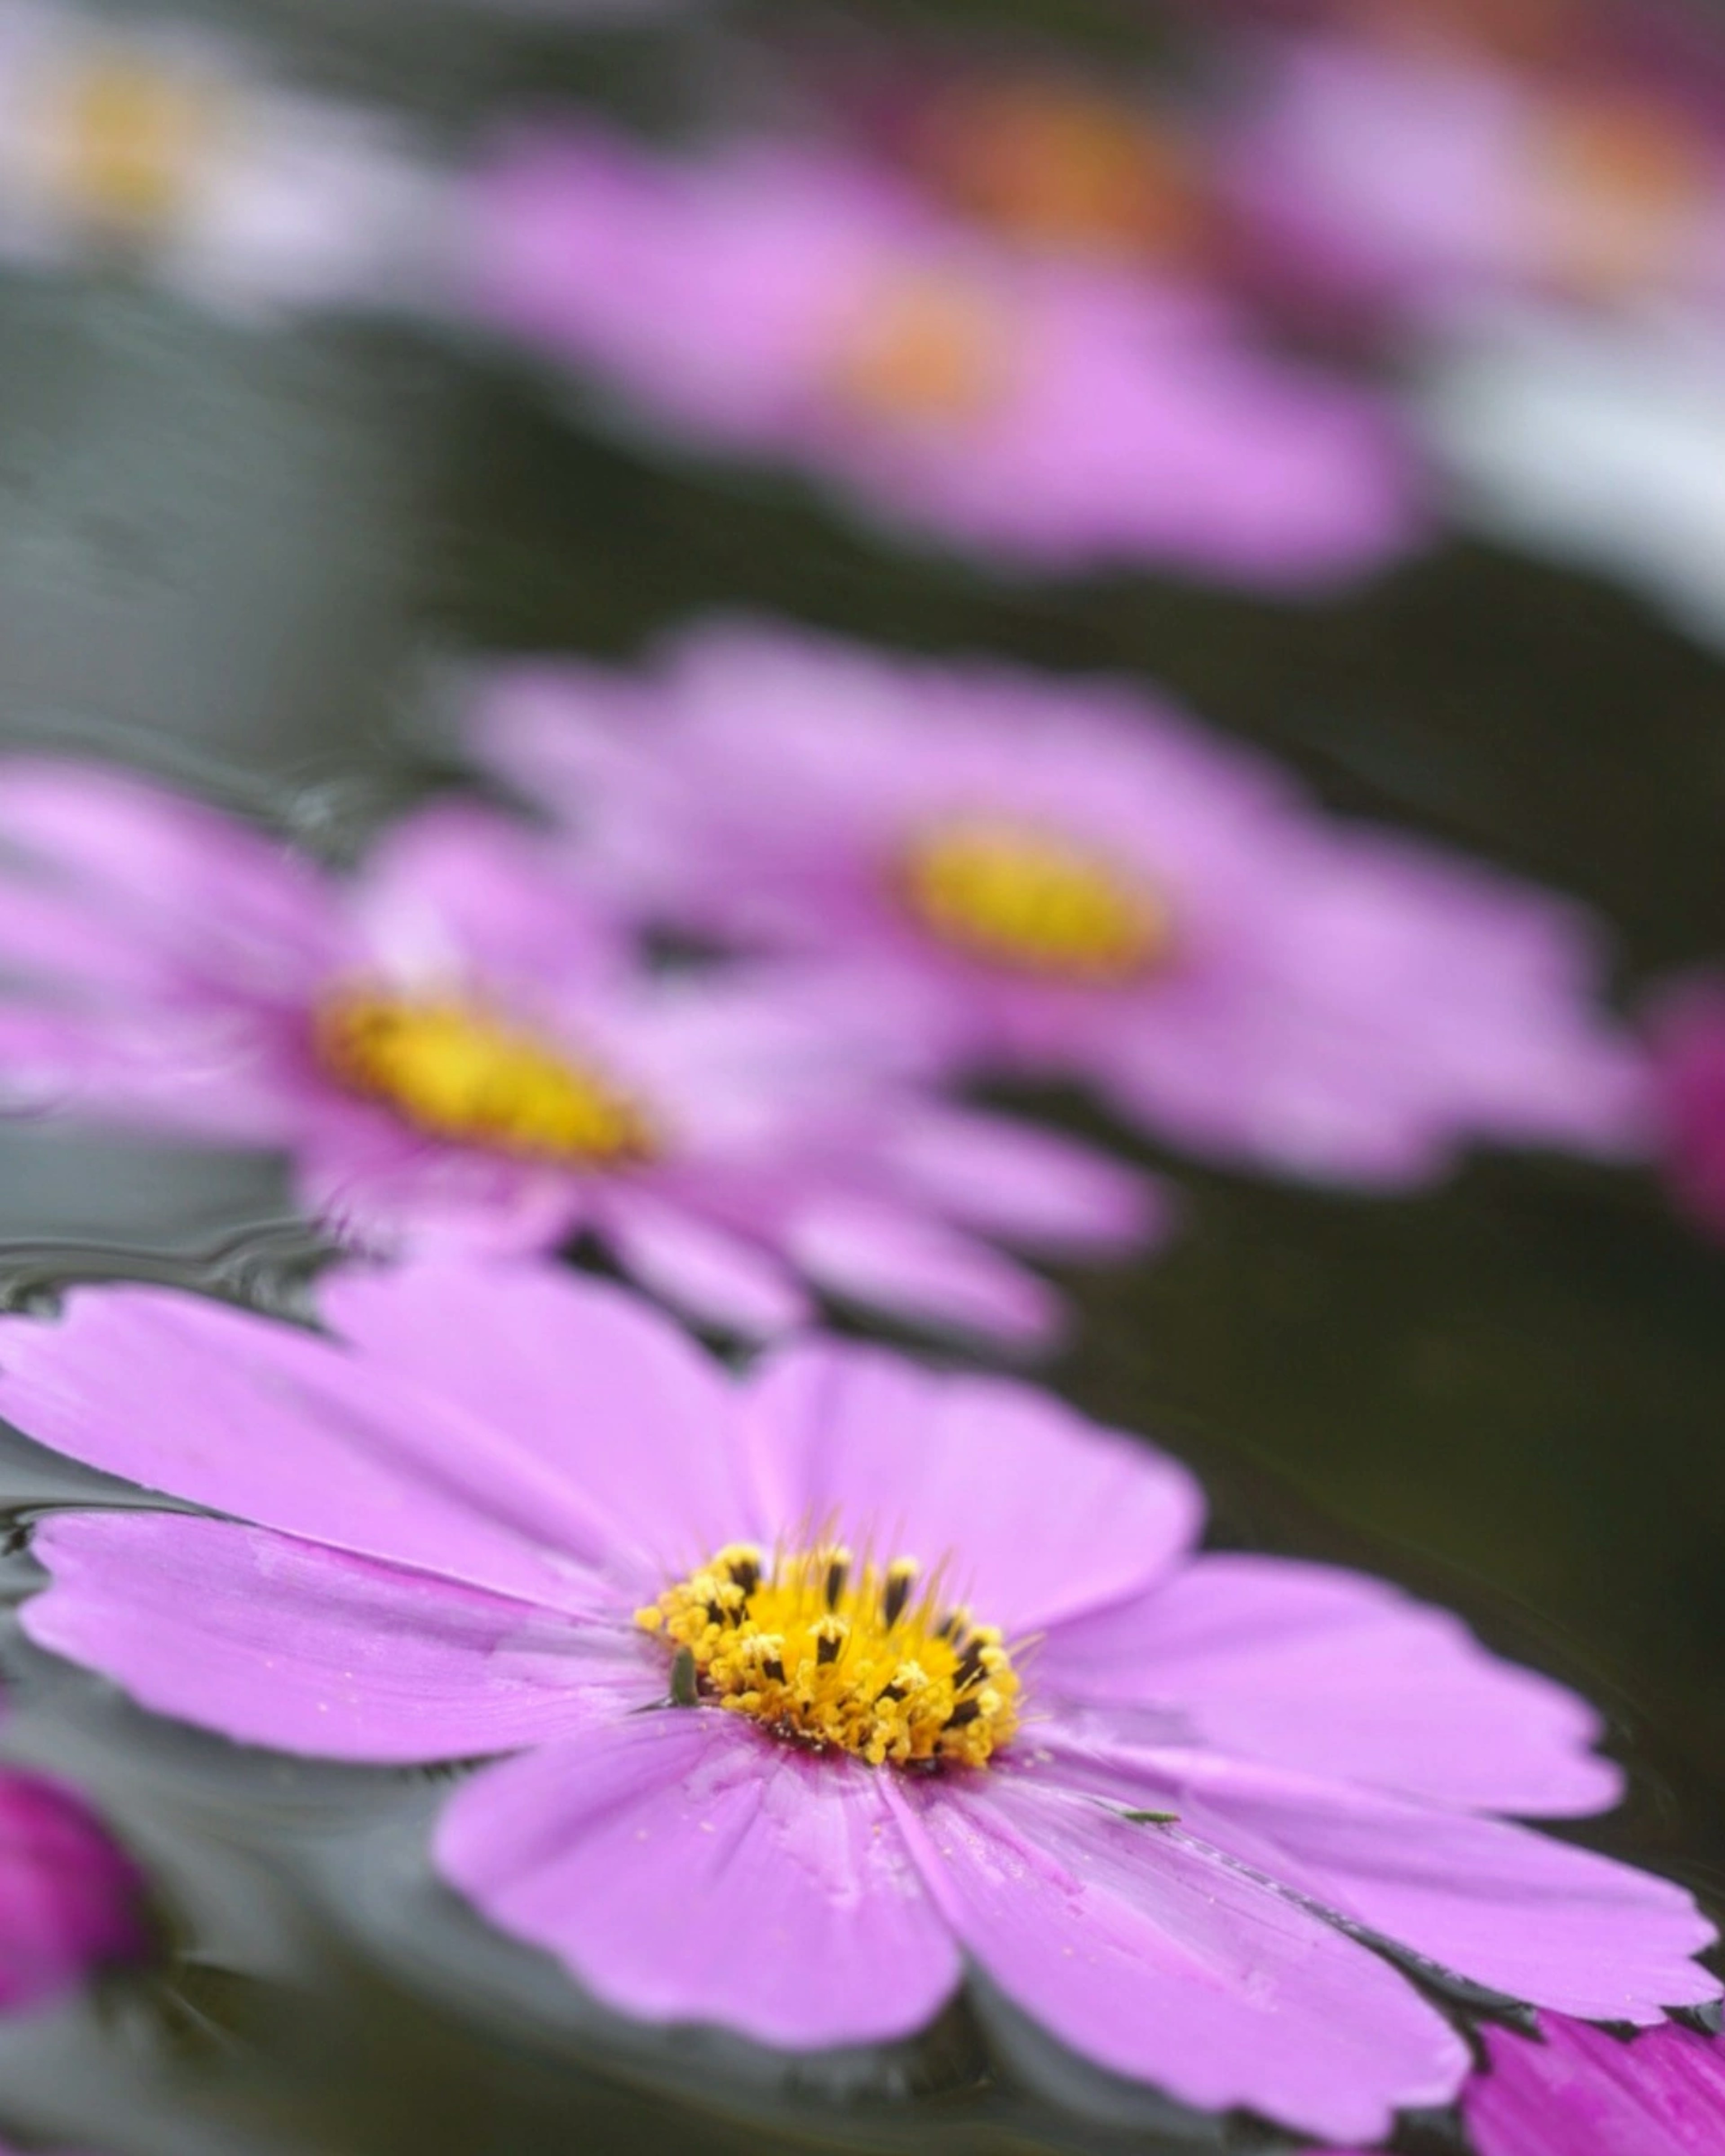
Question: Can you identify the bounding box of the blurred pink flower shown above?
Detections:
[461,122,1423,584]
[1646,972,1725,1239]
[0,762,1159,1340]
[0,1767,145,2012]
[1309,2012,1725,2153]
[5,1262,1716,2143]
[1225,26,1725,325]
[477,621,1648,1186]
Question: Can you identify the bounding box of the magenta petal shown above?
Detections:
[436,1711,961,2049]
[744,1341,1203,1633]
[0,1285,631,1612]
[1135,1753,1718,2024]
[318,1262,764,1569]
[25,1513,646,1762]
[0,1768,144,2010]
[1467,2015,1725,2156]
[1039,1554,1620,1816]
[890,1764,1468,2145]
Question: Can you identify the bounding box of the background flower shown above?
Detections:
[0,760,1160,1339]
[0,1768,146,2013]
[477,619,1648,1186]
[461,121,1422,583]
[0,1264,1713,2146]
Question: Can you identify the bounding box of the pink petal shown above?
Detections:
[603,1193,813,1339]
[0,1768,145,2010]
[744,1340,1203,1634]
[348,799,623,1000]
[1039,1554,1620,1816]
[318,1261,764,1573]
[0,760,342,999]
[885,1104,1166,1253]
[784,1195,1063,1344]
[0,1284,632,1613]
[1090,1748,1718,2025]
[889,1763,1468,2145]
[436,1710,961,2049]
[296,1115,590,1259]
[1468,2015,1725,2156]
[25,1512,646,1763]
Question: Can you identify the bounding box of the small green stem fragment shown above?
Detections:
[669,1645,700,1708]
[1121,1808,1179,1825]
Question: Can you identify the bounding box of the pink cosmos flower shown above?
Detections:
[1644,972,1725,1240]
[1309,2011,1725,2153]
[460,121,1423,584]
[1224,26,1725,327]
[0,761,1158,1342]
[0,1767,145,2011]
[476,622,1648,1187]
[2,1261,1716,2145]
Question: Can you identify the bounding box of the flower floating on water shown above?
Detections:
[1308,2011,1725,2153]
[0,1767,145,2011]
[462,122,1421,583]
[1225,24,1725,326]
[4,1264,1716,2142]
[477,623,1647,1186]
[0,0,444,317]
[0,763,1157,1339]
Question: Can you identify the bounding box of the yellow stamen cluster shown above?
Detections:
[900,818,1171,984]
[831,276,1008,425]
[315,988,657,1167]
[637,1543,1020,1770]
[41,55,223,232]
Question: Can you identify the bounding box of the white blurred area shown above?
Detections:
[0,0,449,318]
[1419,303,1725,651]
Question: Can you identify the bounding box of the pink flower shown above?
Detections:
[476,621,1648,1186]
[1224,27,1725,326]
[0,1767,146,2011]
[0,761,1158,1342]
[1645,972,1725,1239]
[460,121,1423,584]
[2,1262,1715,2144]
[1309,2012,1725,2153]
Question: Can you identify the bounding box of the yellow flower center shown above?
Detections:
[829,274,1010,425]
[314,989,657,1167]
[918,83,1206,261]
[637,1543,1020,1770]
[35,53,224,232]
[899,819,1172,984]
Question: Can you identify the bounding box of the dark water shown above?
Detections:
[0,7,1724,2154]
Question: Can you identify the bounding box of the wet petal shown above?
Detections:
[1053,1742,1718,2025]
[744,1340,1203,1634]
[0,1283,640,1612]
[1467,2014,1725,2156]
[889,1763,1467,2145]
[436,1710,960,2048]
[25,1512,648,1763]
[317,1260,764,1571]
[1040,1553,1621,1816]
